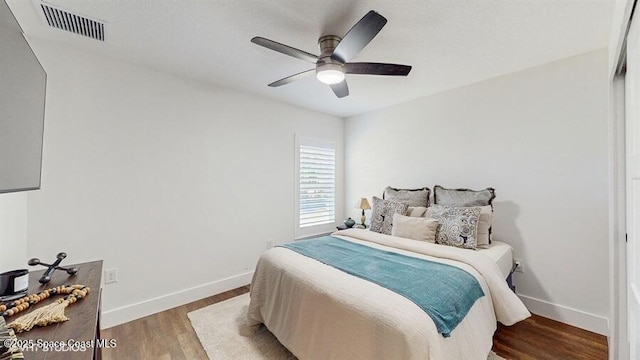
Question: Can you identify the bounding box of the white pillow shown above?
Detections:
[476,206,493,248]
[406,206,428,217]
[391,214,438,243]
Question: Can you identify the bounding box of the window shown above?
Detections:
[296,138,335,237]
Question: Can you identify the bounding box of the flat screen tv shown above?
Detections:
[0,0,46,193]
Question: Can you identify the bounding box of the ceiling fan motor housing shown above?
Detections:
[316,35,346,84]
[318,35,341,56]
[317,35,345,68]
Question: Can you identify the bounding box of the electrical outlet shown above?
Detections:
[514,259,524,273]
[105,268,118,284]
[266,239,273,249]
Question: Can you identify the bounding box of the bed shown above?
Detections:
[248,228,530,360]
[477,240,514,279]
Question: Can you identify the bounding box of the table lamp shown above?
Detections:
[355,198,371,227]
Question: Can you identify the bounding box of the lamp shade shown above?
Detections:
[355,198,371,210]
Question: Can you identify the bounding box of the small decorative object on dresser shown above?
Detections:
[0,269,29,301]
[1,284,91,333]
[354,198,371,227]
[0,316,23,359]
[28,252,79,284]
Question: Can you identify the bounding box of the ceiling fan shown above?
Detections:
[251,10,412,98]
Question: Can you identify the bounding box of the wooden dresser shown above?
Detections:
[16,260,103,360]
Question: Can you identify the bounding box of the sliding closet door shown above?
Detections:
[626,11,640,359]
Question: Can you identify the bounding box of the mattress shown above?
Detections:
[477,240,513,279]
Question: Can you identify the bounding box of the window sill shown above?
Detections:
[295,229,335,241]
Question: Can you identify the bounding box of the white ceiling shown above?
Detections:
[7,0,615,118]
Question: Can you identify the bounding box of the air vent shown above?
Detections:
[39,2,105,41]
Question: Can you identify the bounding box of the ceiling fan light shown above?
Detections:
[316,62,345,85]
[316,69,345,84]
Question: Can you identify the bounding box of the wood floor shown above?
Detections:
[101,286,249,360]
[492,314,608,360]
[101,286,608,360]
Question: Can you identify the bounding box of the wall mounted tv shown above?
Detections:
[0,0,46,193]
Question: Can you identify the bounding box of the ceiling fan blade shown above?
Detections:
[251,37,319,64]
[330,81,349,98]
[268,69,315,87]
[346,62,412,76]
[331,11,387,63]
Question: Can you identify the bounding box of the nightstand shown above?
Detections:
[336,225,368,230]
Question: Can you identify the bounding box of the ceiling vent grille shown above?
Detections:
[39,3,105,41]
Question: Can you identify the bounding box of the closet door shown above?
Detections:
[625,11,640,359]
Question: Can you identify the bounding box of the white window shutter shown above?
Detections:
[299,145,335,228]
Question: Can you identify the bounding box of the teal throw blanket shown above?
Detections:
[279,236,484,337]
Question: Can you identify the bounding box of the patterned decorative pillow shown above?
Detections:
[433,185,495,207]
[383,186,431,207]
[433,185,496,243]
[428,205,481,250]
[370,196,409,235]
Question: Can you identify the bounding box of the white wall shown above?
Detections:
[23,39,344,328]
[345,49,610,334]
[0,192,28,271]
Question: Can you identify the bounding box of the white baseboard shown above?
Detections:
[518,294,609,336]
[101,271,254,329]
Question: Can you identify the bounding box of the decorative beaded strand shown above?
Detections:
[0,284,90,318]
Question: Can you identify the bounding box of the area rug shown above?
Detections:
[188,293,506,360]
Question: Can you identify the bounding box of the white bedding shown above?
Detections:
[477,241,513,279]
[248,229,530,360]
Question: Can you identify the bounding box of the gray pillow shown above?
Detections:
[433,185,496,243]
[428,205,481,250]
[383,186,431,207]
[433,185,495,207]
[369,196,409,235]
